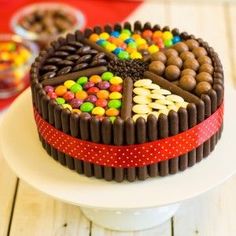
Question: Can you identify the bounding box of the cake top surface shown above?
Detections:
[31,21,223,123]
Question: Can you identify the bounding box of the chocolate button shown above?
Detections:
[72,63,89,71]
[68,41,83,48]
[77,54,92,63]
[46,57,62,64]
[41,65,58,72]
[41,71,56,80]
[77,46,91,55]
[59,45,76,52]
[93,52,106,60]
[58,60,74,66]
[66,55,80,61]
[54,51,69,57]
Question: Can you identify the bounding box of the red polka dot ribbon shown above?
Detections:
[34,103,224,168]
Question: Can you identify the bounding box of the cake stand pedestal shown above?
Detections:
[0,88,236,232]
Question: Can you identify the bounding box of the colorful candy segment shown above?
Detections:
[89,29,182,60]
[44,71,123,122]
[132,79,188,121]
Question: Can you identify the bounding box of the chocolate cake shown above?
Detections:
[30,21,224,182]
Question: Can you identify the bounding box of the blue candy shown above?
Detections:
[124,38,135,44]
[113,47,123,55]
[172,35,181,44]
[111,31,120,38]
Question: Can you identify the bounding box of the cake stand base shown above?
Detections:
[81,203,180,231]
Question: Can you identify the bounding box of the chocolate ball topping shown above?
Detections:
[185,39,199,50]
[196,72,213,84]
[165,65,180,81]
[183,58,200,71]
[149,61,165,75]
[151,51,167,64]
[174,42,189,53]
[199,64,214,74]
[195,81,212,96]
[181,68,197,77]
[166,56,183,68]
[179,75,196,91]
[180,51,195,61]
[197,55,212,65]
[164,48,178,58]
[192,47,207,58]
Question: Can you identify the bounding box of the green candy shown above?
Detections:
[121,29,131,36]
[70,83,82,93]
[56,97,65,105]
[101,71,113,81]
[80,102,94,112]
[118,51,129,60]
[128,42,137,49]
[108,99,122,109]
[109,116,116,123]
[164,39,173,47]
[77,76,88,85]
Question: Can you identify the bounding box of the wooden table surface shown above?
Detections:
[1,1,236,236]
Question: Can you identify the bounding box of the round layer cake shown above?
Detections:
[30,21,224,182]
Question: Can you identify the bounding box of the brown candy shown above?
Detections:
[164,48,178,58]
[180,51,195,61]
[197,55,212,65]
[199,64,214,74]
[192,47,207,58]
[166,56,183,68]
[150,51,167,63]
[149,61,165,75]
[179,75,196,91]
[181,69,196,77]
[173,42,189,53]
[183,58,199,71]
[185,39,199,50]
[195,81,212,96]
[196,72,213,84]
[164,65,180,81]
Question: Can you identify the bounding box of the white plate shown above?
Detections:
[0,86,235,210]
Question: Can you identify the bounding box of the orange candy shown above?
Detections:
[132,34,141,40]
[55,85,67,96]
[153,31,163,39]
[138,44,148,50]
[97,90,109,99]
[89,33,100,42]
[112,38,123,47]
[89,75,102,84]
[142,30,153,38]
[76,90,88,100]
[106,108,119,117]
[126,47,136,54]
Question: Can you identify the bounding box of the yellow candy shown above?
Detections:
[100,32,110,40]
[109,92,122,100]
[92,107,105,116]
[119,33,129,41]
[134,79,152,87]
[130,51,142,59]
[162,31,173,41]
[148,45,159,54]
[126,47,136,54]
[105,43,116,52]
[133,87,150,96]
[64,80,76,89]
[89,33,100,42]
[132,104,152,114]
[135,38,146,46]
[132,34,141,40]
[62,104,72,110]
[138,43,148,50]
[110,76,123,85]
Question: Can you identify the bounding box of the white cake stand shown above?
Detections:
[0,85,235,231]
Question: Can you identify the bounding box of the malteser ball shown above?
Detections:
[165,65,180,81]
[173,42,189,53]
[164,48,178,58]
[183,58,200,71]
[196,72,213,84]
[150,51,167,63]
[179,75,196,91]
[195,81,212,96]
[199,63,214,74]
[181,68,197,77]
[197,55,212,65]
[180,51,195,61]
[166,56,183,68]
[192,47,207,58]
[185,39,199,50]
[149,61,165,75]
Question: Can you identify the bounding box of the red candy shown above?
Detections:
[48,91,57,99]
[63,91,75,101]
[109,84,122,92]
[96,98,108,108]
[87,87,100,95]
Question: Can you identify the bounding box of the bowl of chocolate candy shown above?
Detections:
[11,3,85,48]
[0,34,38,98]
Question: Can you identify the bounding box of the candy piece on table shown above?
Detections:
[101,71,113,81]
[64,80,76,89]
[55,85,67,96]
[77,76,88,85]
[80,102,94,112]
[108,99,122,109]
[76,90,88,100]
